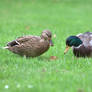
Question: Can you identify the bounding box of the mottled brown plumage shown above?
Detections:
[73,32,92,57]
[5,30,53,57]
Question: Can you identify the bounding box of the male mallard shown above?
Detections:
[64,32,92,57]
[5,30,53,57]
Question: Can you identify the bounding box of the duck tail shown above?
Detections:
[0,46,9,49]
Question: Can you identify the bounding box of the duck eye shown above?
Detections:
[46,33,51,38]
[48,35,51,38]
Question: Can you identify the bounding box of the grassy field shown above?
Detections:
[0,0,92,92]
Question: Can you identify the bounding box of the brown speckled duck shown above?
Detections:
[64,32,92,57]
[5,30,53,57]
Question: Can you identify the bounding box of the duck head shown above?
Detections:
[64,36,83,54]
[41,30,53,46]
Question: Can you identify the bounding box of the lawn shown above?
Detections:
[0,0,92,92]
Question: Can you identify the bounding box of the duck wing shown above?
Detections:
[76,32,92,47]
[7,35,40,47]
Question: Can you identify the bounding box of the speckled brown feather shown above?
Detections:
[6,30,52,57]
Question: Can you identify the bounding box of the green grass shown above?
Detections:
[0,0,92,92]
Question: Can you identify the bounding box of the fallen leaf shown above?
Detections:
[50,56,57,60]
[77,88,85,92]
[42,68,47,72]
[56,70,59,72]
[25,26,30,30]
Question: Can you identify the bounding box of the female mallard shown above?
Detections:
[64,32,92,57]
[5,30,53,57]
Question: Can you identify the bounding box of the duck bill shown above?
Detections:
[64,45,70,54]
[49,40,53,46]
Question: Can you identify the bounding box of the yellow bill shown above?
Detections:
[64,45,70,54]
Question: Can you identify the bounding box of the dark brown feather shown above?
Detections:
[7,40,19,46]
[73,45,92,57]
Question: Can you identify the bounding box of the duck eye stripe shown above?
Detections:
[46,33,51,37]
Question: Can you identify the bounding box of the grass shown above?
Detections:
[0,0,92,92]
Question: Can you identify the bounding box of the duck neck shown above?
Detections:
[73,44,83,49]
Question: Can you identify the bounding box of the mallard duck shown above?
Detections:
[5,30,53,57]
[64,32,92,57]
